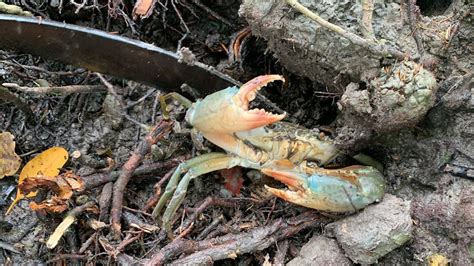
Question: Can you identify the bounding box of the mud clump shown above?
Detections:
[335,61,437,150]
[287,235,351,265]
[240,0,457,91]
[326,194,413,264]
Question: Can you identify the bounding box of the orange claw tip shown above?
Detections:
[265,185,303,203]
[232,75,286,129]
[236,75,285,108]
[261,168,304,190]
[240,111,286,129]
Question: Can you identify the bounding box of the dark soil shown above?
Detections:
[0,0,472,265]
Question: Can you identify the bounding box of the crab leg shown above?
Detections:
[155,154,241,235]
[152,153,229,219]
[262,165,385,212]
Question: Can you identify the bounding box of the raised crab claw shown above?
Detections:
[152,75,385,235]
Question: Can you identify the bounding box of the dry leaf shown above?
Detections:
[0,132,21,179]
[220,167,244,196]
[6,146,69,214]
[133,0,156,19]
[428,254,450,266]
[30,196,69,213]
[20,171,84,214]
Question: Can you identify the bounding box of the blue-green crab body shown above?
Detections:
[153,75,386,236]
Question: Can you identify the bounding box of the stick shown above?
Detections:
[110,120,173,239]
[361,0,375,39]
[145,211,328,265]
[46,202,96,249]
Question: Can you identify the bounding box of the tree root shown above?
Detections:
[145,211,329,265]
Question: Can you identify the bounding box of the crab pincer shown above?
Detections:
[185,74,286,134]
[262,165,385,212]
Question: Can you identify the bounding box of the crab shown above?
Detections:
[152,75,385,235]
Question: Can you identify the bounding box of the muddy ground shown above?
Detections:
[0,0,472,265]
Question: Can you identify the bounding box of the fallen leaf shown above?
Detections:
[133,0,156,19]
[428,254,450,266]
[0,132,21,179]
[220,167,244,196]
[30,196,68,214]
[20,171,84,214]
[6,147,69,214]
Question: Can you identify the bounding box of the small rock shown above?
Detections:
[326,194,412,264]
[287,235,351,266]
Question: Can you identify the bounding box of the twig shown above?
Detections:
[178,197,242,237]
[196,214,224,240]
[404,0,424,56]
[361,0,375,40]
[285,0,408,60]
[98,182,113,222]
[45,254,87,264]
[273,240,289,265]
[47,202,96,249]
[146,211,327,265]
[264,197,277,225]
[0,60,83,76]
[123,211,159,233]
[190,0,232,26]
[0,86,34,122]
[110,120,173,239]
[3,83,106,94]
[0,241,20,254]
[171,0,190,47]
[116,231,144,252]
[79,232,97,254]
[123,206,154,218]
[125,88,157,109]
[142,168,176,212]
[81,157,184,189]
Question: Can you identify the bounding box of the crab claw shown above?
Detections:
[261,165,385,212]
[186,75,286,134]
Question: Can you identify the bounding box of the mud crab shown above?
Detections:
[152,75,385,234]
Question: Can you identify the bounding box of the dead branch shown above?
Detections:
[99,182,113,222]
[47,201,96,249]
[403,0,424,56]
[273,239,289,265]
[2,83,107,94]
[123,211,159,233]
[142,168,175,212]
[116,231,144,252]
[81,157,184,189]
[0,85,34,122]
[45,254,87,264]
[361,0,375,39]
[0,60,84,76]
[145,211,328,265]
[110,120,173,239]
[190,0,232,26]
[285,0,408,60]
[178,197,245,237]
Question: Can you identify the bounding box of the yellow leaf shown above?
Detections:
[0,132,21,179]
[428,254,450,266]
[6,147,69,215]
